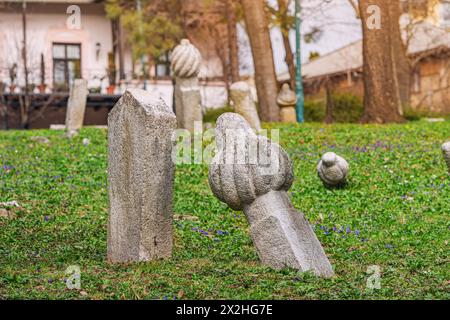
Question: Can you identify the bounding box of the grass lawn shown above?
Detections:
[0,121,449,300]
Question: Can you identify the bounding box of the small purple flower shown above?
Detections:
[346,226,351,234]
[44,216,49,222]
[385,244,393,249]
[217,230,225,235]
[48,279,53,284]
[192,227,198,231]
[355,230,360,236]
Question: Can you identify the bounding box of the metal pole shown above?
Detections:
[295,0,304,123]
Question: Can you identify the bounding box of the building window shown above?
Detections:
[155,52,171,78]
[53,43,81,91]
[440,2,450,27]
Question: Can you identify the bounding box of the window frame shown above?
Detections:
[52,43,82,91]
[440,2,450,28]
[154,52,172,79]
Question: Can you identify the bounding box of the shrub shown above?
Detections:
[304,99,326,122]
[403,107,449,121]
[332,93,364,123]
[203,106,234,123]
[304,93,363,123]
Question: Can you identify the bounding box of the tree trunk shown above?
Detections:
[278,0,296,90]
[241,0,279,122]
[324,78,334,124]
[388,0,411,111]
[359,0,404,123]
[21,0,30,129]
[226,0,240,83]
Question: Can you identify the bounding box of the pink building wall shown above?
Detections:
[0,3,113,91]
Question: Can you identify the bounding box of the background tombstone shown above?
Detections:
[171,39,203,133]
[277,83,297,123]
[107,89,176,263]
[230,81,262,131]
[65,79,88,137]
[208,113,334,277]
[443,141,450,173]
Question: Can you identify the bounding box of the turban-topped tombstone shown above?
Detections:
[277,83,297,123]
[107,89,176,263]
[208,113,334,277]
[230,81,262,131]
[317,152,349,188]
[442,141,450,173]
[170,39,203,132]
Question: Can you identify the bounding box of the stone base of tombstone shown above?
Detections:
[65,129,79,138]
[245,190,334,276]
[107,89,176,263]
[280,107,297,123]
[174,77,202,133]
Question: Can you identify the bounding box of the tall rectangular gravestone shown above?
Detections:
[65,79,88,137]
[107,89,176,263]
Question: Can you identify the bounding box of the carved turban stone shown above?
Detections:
[277,83,297,107]
[208,113,294,210]
[317,152,349,187]
[170,39,202,78]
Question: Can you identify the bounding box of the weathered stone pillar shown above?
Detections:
[208,113,334,277]
[317,152,349,188]
[65,79,88,137]
[442,141,450,173]
[230,81,261,131]
[171,39,203,132]
[107,89,176,263]
[277,83,297,123]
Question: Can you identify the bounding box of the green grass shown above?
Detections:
[0,121,449,300]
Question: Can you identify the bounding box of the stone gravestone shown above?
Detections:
[230,81,261,131]
[208,113,334,277]
[107,89,176,263]
[277,83,297,123]
[317,152,349,188]
[442,141,450,173]
[65,79,88,137]
[171,39,203,132]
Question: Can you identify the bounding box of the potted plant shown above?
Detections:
[8,63,17,93]
[38,54,46,94]
[106,52,117,94]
